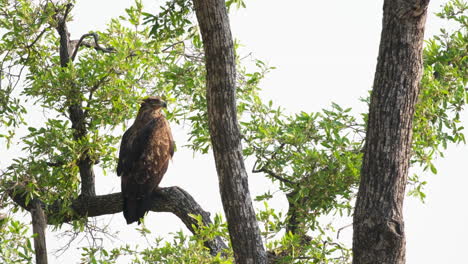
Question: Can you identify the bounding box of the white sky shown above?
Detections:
[4,0,468,263]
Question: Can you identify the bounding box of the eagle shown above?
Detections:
[117,96,174,224]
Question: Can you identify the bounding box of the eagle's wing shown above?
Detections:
[117,128,131,176]
[169,125,175,158]
[117,119,158,177]
[134,118,173,184]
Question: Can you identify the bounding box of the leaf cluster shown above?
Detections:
[0,217,34,264]
[79,214,232,264]
[409,0,467,200]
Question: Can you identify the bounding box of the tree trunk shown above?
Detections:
[352,1,430,263]
[56,4,96,197]
[193,0,267,263]
[31,200,48,264]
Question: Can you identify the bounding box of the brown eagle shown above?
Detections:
[117,96,174,224]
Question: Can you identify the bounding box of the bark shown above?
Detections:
[55,4,96,197]
[9,186,228,255]
[285,191,306,237]
[193,0,267,263]
[352,1,430,263]
[31,199,48,264]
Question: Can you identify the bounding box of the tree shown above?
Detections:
[0,0,466,263]
[1,0,231,262]
[353,0,468,262]
[193,0,267,263]
[353,1,430,263]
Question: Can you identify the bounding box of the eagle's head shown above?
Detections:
[141,96,167,110]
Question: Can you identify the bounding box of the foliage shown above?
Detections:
[0,0,466,263]
[240,0,466,259]
[409,0,467,200]
[142,0,193,43]
[257,203,352,263]
[244,101,364,216]
[0,217,34,264]
[0,0,57,145]
[79,214,233,264]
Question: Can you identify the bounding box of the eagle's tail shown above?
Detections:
[138,196,153,224]
[123,197,150,225]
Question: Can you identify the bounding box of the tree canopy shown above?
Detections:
[0,0,466,263]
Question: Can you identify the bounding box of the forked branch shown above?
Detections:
[70,33,115,61]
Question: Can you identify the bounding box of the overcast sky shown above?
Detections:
[5,0,467,263]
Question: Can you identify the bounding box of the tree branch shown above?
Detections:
[54,5,96,197]
[70,33,115,62]
[8,185,228,256]
[252,166,297,185]
[83,74,110,119]
[252,143,297,185]
[26,27,50,49]
[62,3,73,21]
[55,4,72,67]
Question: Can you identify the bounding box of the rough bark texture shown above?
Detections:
[352,1,430,263]
[193,0,267,263]
[10,186,227,255]
[31,199,48,264]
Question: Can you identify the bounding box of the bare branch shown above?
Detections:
[70,33,115,61]
[337,223,353,239]
[161,40,185,52]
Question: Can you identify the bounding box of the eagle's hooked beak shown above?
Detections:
[161,101,167,108]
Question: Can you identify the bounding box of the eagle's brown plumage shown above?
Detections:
[117,96,174,224]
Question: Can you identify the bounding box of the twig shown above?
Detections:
[253,166,297,185]
[252,143,296,185]
[161,40,185,52]
[45,161,65,167]
[26,27,50,49]
[83,75,109,117]
[337,223,353,239]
